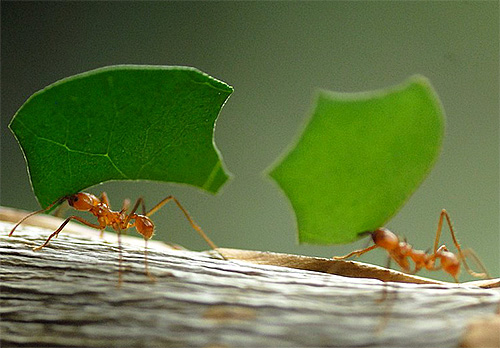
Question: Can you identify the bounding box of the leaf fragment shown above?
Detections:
[268,76,445,244]
[9,65,233,207]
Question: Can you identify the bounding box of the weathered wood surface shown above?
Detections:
[1,208,499,348]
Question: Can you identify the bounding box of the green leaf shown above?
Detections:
[9,65,233,208]
[268,76,445,244]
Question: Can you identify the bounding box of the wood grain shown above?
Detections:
[1,207,499,347]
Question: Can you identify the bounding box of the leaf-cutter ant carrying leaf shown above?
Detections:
[9,192,226,284]
[268,76,492,282]
[333,209,489,282]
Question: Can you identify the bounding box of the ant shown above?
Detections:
[333,209,489,282]
[9,192,225,284]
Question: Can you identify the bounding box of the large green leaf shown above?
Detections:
[268,76,444,244]
[9,65,233,208]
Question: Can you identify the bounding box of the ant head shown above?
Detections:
[135,215,154,240]
[372,228,399,251]
[67,192,99,211]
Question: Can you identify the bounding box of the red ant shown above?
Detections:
[9,192,225,284]
[333,209,489,282]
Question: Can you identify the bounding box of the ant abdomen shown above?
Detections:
[134,215,155,240]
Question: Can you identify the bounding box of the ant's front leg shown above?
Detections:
[9,197,67,237]
[96,192,112,239]
[33,216,102,251]
[391,253,412,274]
[120,197,155,282]
[100,192,111,207]
[121,198,131,214]
[125,197,146,218]
[123,197,147,229]
[332,244,379,260]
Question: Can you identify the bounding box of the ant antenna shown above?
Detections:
[9,197,67,237]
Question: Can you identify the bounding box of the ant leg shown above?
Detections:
[122,197,156,279]
[458,248,490,279]
[33,216,102,251]
[392,255,412,274]
[100,192,110,207]
[124,197,146,225]
[140,199,146,215]
[116,227,123,286]
[144,239,156,282]
[94,193,112,239]
[434,209,489,279]
[146,196,221,252]
[432,210,447,254]
[9,197,67,237]
[385,255,393,270]
[333,244,379,260]
[121,197,156,281]
[121,199,131,214]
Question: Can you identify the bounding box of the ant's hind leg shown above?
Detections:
[33,216,102,251]
[146,196,217,249]
[433,209,465,256]
[145,196,225,258]
[116,227,124,286]
[123,197,156,282]
[143,239,156,282]
[432,209,450,254]
[120,198,131,214]
[434,209,489,279]
[459,248,490,279]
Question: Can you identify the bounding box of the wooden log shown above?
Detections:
[1,207,499,348]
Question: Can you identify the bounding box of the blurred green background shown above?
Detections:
[1,2,498,281]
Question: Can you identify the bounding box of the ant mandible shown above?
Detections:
[9,192,225,284]
[333,209,489,282]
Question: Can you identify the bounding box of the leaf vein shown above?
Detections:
[15,118,129,180]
